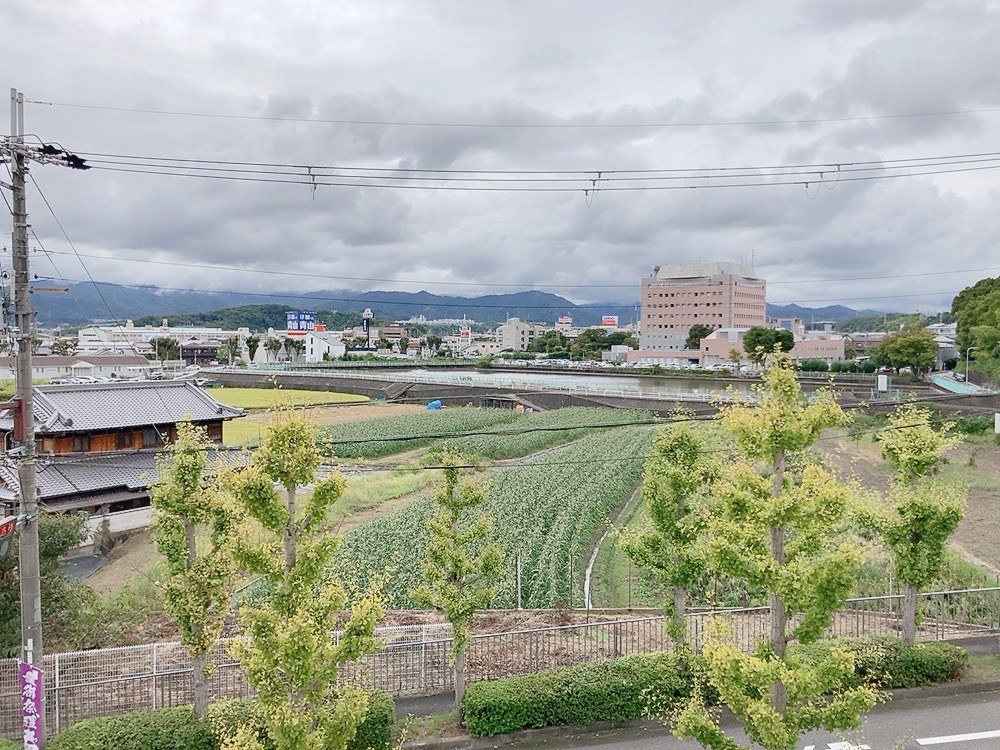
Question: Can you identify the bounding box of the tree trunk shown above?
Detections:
[454,649,466,720]
[672,585,686,648]
[672,492,687,647]
[192,650,209,718]
[185,520,196,570]
[769,449,787,718]
[902,582,917,645]
[284,484,297,572]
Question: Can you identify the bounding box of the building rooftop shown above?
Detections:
[648,262,760,280]
[0,380,243,435]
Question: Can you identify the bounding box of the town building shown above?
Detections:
[0,380,244,539]
[639,262,766,351]
[496,318,549,352]
[0,355,152,381]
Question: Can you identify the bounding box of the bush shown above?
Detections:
[793,637,967,689]
[463,638,967,738]
[49,707,216,750]
[51,691,395,750]
[798,358,830,372]
[954,415,992,435]
[462,651,702,738]
[208,693,393,750]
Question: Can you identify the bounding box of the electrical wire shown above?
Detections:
[25,98,1000,129]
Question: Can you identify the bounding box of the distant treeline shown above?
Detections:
[131,304,393,331]
[837,311,954,333]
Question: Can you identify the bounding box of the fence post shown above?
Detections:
[152,643,158,711]
[54,653,60,736]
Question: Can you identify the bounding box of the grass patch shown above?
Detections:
[210,387,367,409]
[327,471,436,525]
[966,654,1000,680]
[396,711,461,743]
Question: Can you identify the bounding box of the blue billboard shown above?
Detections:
[286,310,316,331]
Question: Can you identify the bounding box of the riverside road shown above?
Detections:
[503,690,1000,750]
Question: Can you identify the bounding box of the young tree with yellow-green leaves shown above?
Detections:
[413,450,502,717]
[671,360,878,750]
[618,423,717,647]
[150,421,237,719]
[224,411,385,750]
[854,404,964,644]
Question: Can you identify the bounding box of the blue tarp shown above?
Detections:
[426,400,443,410]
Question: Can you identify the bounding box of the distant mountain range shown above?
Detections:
[34,281,882,328]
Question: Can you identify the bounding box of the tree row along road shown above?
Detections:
[509,690,1000,749]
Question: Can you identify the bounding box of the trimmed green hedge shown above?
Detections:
[48,707,216,750]
[463,651,703,738]
[48,691,394,750]
[463,637,968,738]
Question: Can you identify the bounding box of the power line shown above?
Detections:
[81,160,1000,193]
[25,98,1000,129]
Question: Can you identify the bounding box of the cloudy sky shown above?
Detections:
[5,0,1000,315]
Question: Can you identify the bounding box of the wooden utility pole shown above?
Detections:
[9,87,45,746]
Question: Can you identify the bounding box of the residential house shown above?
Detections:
[0,381,244,538]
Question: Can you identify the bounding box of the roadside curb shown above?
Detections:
[401,680,1000,750]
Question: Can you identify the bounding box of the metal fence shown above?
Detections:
[2,588,997,738]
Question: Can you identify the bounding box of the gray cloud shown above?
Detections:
[6,0,1000,317]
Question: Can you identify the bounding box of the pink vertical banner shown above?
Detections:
[19,661,44,750]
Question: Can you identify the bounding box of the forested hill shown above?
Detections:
[35,282,630,327]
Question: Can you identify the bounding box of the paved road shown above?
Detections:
[503,691,1000,750]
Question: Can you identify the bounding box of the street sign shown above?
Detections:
[19,661,44,750]
[0,517,16,558]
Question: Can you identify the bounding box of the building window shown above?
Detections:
[73,435,90,452]
[117,432,132,450]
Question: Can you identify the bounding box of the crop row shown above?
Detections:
[332,425,655,608]
[316,407,520,459]
[456,407,652,460]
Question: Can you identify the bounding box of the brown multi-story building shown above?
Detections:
[639,262,766,351]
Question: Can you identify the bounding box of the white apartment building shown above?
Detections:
[495,318,549,352]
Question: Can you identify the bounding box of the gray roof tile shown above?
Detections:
[0,381,243,434]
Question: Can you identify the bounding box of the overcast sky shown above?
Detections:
[5,0,1000,315]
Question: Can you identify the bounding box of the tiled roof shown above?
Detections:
[0,381,243,435]
[0,449,247,504]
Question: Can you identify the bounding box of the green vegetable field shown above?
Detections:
[332,424,655,608]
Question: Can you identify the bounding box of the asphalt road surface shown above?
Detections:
[503,690,1000,750]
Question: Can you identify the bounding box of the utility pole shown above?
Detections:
[9,87,44,746]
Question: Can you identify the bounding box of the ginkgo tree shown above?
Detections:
[150,421,236,719]
[224,411,385,750]
[413,449,502,716]
[670,359,879,750]
[618,422,717,646]
[855,404,965,644]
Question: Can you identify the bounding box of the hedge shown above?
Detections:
[48,690,394,750]
[462,651,704,737]
[462,637,968,738]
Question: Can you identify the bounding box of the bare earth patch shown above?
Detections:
[818,435,1000,574]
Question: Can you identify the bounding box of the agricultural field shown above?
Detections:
[210,387,367,409]
[456,407,653,460]
[332,425,656,608]
[317,407,522,459]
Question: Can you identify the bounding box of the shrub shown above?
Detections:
[954,415,992,435]
[793,637,967,689]
[50,691,394,750]
[463,638,967,738]
[462,651,703,737]
[48,706,216,750]
[798,358,830,372]
[208,693,393,750]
